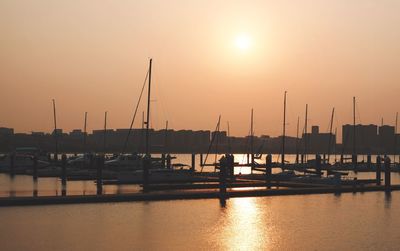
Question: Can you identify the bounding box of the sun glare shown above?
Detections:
[234,34,252,51]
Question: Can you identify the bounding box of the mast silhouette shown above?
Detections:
[227,121,232,154]
[327,107,335,164]
[83,112,87,153]
[303,104,308,163]
[295,116,300,164]
[164,120,169,154]
[145,58,152,156]
[52,99,58,161]
[250,108,254,171]
[353,97,356,167]
[103,111,107,154]
[394,112,398,163]
[281,91,287,169]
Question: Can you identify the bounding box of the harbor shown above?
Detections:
[2,1,400,250]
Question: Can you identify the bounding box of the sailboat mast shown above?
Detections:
[103,111,107,154]
[215,116,221,162]
[145,58,152,156]
[304,104,308,163]
[334,127,338,162]
[227,121,232,154]
[394,112,398,163]
[282,91,287,169]
[52,99,58,161]
[250,108,254,167]
[83,112,87,152]
[164,120,168,154]
[327,107,335,164]
[295,116,299,164]
[353,97,356,159]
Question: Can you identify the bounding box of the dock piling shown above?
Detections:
[143,155,150,192]
[161,153,166,169]
[316,154,322,177]
[191,153,195,172]
[367,154,371,170]
[33,155,38,197]
[166,154,172,169]
[61,154,67,196]
[352,154,357,170]
[228,154,234,179]
[96,155,104,195]
[9,152,15,177]
[32,156,38,181]
[376,156,382,185]
[266,154,272,189]
[219,156,227,199]
[385,157,391,193]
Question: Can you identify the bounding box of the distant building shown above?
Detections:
[52,129,63,136]
[212,131,227,144]
[70,129,84,137]
[342,124,378,153]
[303,125,335,153]
[0,127,14,136]
[31,131,45,136]
[379,125,395,153]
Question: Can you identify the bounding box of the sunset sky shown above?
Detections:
[1,0,400,138]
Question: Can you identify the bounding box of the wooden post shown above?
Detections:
[316,154,322,177]
[228,154,235,179]
[376,156,382,185]
[61,154,67,196]
[32,156,38,179]
[161,153,166,169]
[191,153,195,172]
[385,157,391,193]
[33,155,38,197]
[352,154,357,171]
[9,152,15,177]
[367,154,371,170]
[219,156,227,199]
[266,154,272,189]
[166,154,172,169]
[142,155,150,191]
[96,155,104,195]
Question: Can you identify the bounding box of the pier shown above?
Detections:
[0,184,399,207]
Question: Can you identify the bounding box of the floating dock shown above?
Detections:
[0,184,398,207]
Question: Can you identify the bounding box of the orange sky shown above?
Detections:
[1,0,400,138]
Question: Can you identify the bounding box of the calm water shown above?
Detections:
[1,154,400,250]
[1,154,400,197]
[0,192,399,250]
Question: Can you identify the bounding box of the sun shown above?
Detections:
[234,33,252,51]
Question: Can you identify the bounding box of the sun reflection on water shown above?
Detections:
[211,197,278,251]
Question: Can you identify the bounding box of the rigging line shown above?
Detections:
[214,118,221,166]
[227,121,232,154]
[355,101,367,151]
[152,67,170,125]
[122,69,150,153]
[242,128,252,164]
[201,115,221,172]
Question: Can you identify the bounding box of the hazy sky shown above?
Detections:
[1,0,400,138]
